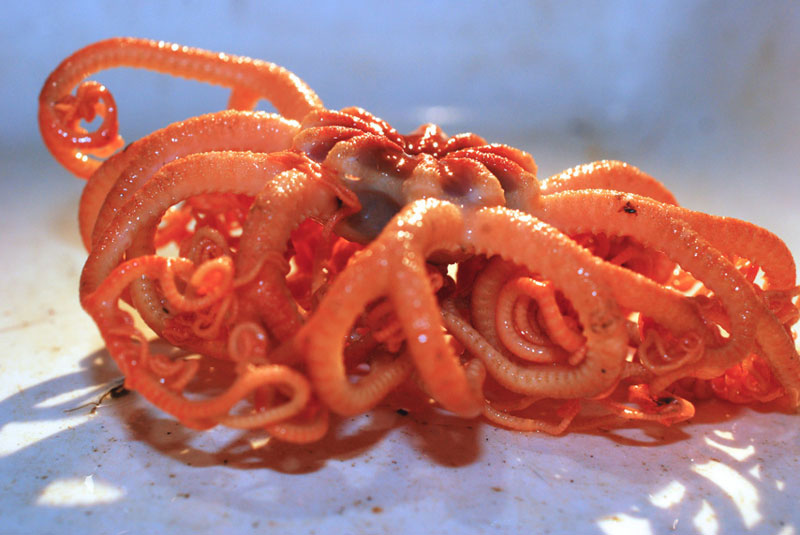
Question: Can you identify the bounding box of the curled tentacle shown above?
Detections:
[83,111,299,250]
[297,199,484,417]
[541,160,678,205]
[40,37,322,178]
[531,190,800,404]
[40,39,800,443]
[495,275,584,363]
[457,207,629,399]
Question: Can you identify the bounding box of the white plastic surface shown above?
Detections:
[1,3,799,534]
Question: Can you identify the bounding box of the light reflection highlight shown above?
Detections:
[0,418,87,457]
[648,480,686,509]
[704,436,755,462]
[412,106,465,127]
[36,475,125,506]
[597,513,653,535]
[693,499,719,535]
[692,460,761,528]
[748,464,761,480]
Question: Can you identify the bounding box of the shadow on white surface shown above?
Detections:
[1,3,799,533]
[1,341,797,533]
[0,154,797,534]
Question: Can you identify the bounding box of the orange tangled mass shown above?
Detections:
[39,38,800,442]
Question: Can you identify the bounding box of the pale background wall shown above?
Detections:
[5,1,799,163]
[2,3,800,533]
[6,0,798,248]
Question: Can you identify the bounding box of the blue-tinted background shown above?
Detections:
[2,3,800,534]
[5,2,799,239]
[5,2,799,167]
